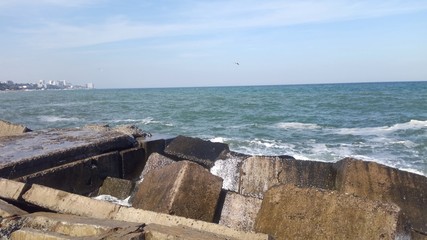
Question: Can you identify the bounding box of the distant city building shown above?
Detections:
[86,83,94,89]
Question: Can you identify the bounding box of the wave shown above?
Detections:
[111,117,174,127]
[38,115,80,122]
[334,119,427,136]
[275,122,321,130]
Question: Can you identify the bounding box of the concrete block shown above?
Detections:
[140,153,175,179]
[132,160,223,222]
[136,134,175,161]
[219,191,262,232]
[115,207,270,240]
[334,157,427,234]
[164,135,229,168]
[19,212,145,239]
[16,152,121,196]
[120,147,146,180]
[21,184,120,219]
[97,177,134,200]
[0,199,28,218]
[0,179,269,240]
[144,223,231,240]
[210,152,248,192]
[0,177,27,201]
[255,184,410,240]
[239,156,336,198]
[0,128,136,179]
[11,228,75,240]
[0,119,31,137]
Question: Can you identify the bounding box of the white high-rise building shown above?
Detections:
[86,83,94,89]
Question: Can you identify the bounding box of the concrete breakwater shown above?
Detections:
[0,120,426,239]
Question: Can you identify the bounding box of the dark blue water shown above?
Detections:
[1,81,426,175]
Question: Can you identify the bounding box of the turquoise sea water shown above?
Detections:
[1,81,426,175]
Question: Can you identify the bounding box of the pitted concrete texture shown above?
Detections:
[219,191,262,232]
[255,184,410,240]
[132,160,223,222]
[239,156,336,198]
[335,157,427,234]
[0,179,269,240]
[0,127,136,179]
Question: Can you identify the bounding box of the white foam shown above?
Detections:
[210,137,227,143]
[210,156,243,192]
[334,119,427,136]
[38,115,80,122]
[275,122,320,130]
[92,195,131,207]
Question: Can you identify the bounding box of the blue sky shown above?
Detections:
[1,0,426,88]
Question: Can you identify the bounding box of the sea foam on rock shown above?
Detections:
[164,135,230,168]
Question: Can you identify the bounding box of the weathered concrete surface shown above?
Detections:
[239,156,336,198]
[22,183,121,219]
[0,119,31,137]
[164,135,230,168]
[334,157,427,234]
[140,152,175,179]
[0,199,28,218]
[0,128,136,179]
[120,147,146,180]
[255,184,410,240]
[15,212,145,239]
[16,152,121,196]
[0,179,269,240]
[219,191,262,232]
[0,177,27,201]
[10,228,75,240]
[144,223,231,240]
[136,134,175,161]
[132,160,223,222]
[97,177,134,200]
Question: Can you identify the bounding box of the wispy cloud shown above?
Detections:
[10,0,427,49]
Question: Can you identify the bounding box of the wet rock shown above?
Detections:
[132,160,223,222]
[97,177,134,200]
[113,124,152,138]
[17,152,122,196]
[255,184,410,240]
[334,157,427,234]
[136,134,175,161]
[0,119,31,137]
[0,128,135,179]
[219,191,262,232]
[239,156,336,198]
[120,147,146,180]
[164,135,230,168]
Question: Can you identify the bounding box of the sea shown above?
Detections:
[1,81,426,176]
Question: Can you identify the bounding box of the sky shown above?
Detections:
[0,0,426,88]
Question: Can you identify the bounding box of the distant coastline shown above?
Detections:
[0,80,94,91]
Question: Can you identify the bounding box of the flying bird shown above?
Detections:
[235,62,240,65]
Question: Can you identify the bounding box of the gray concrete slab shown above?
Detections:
[0,128,136,179]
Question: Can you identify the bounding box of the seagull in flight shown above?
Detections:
[235,62,240,66]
